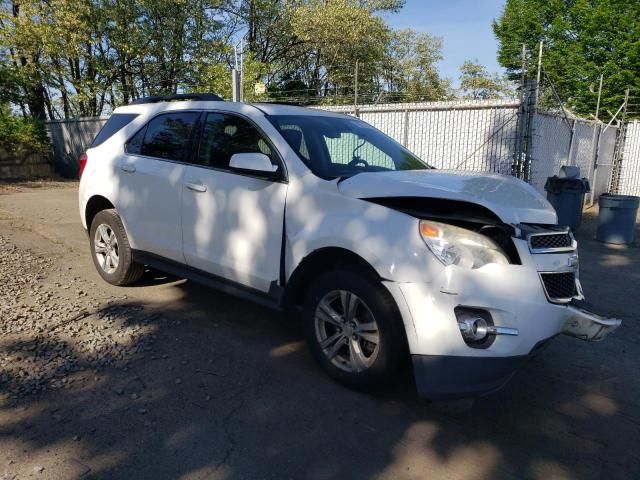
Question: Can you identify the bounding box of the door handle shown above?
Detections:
[121,165,136,173]
[185,182,207,193]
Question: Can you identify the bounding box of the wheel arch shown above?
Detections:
[85,195,115,231]
[282,247,381,310]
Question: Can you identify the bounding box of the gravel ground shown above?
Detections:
[0,179,77,195]
[0,233,163,404]
[0,183,639,480]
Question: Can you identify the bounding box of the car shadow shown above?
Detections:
[128,266,181,287]
[1,211,638,479]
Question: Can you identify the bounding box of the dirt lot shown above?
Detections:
[0,182,639,480]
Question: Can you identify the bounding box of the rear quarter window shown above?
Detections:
[91,113,140,147]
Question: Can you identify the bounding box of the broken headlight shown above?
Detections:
[419,220,509,269]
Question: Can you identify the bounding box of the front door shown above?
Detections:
[181,112,287,292]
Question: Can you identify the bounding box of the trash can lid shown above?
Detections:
[544,175,591,194]
[559,165,581,179]
[599,194,640,209]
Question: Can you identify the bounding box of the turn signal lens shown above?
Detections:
[419,222,440,238]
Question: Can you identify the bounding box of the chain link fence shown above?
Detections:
[45,97,630,201]
[608,88,640,196]
[529,113,618,197]
[317,100,520,174]
[613,121,640,196]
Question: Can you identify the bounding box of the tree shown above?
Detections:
[0,0,48,119]
[379,29,450,102]
[458,60,514,100]
[0,0,453,117]
[289,0,390,99]
[493,0,640,116]
[0,0,233,118]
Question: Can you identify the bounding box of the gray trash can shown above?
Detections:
[544,175,590,230]
[596,194,640,244]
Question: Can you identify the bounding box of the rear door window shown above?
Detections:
[91,113,139,147]
[127,112,200,161]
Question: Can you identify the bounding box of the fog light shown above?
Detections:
[458,317,489,342]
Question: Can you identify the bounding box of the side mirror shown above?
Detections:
[229,152,278,178]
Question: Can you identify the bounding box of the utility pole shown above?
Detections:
[239,38,244,102]
[534,40,543,111]
[354,60,359,117]
[232,44,240,102]
[232,69,240,102]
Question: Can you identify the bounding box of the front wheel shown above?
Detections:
[303,269,407,390]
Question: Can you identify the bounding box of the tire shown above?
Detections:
[89,209,144,286]
[303,268,407,390]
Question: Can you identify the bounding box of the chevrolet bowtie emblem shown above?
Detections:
[568,255,579,270]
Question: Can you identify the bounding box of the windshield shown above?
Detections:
[267,114,432,179]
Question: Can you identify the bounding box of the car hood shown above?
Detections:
[338,170,557,225]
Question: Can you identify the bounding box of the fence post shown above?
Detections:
[523,81,537,182]
[513,44,527,178]
[589,122,602,206]
[514,80,536,182]
[402,108,409,147]
[513,96,526,177]
[567,118,576,166]
[354,60,359,118]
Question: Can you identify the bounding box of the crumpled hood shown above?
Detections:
[338,170,557,225]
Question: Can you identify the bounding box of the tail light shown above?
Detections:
[78,152,88,179]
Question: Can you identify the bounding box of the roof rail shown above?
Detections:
[129,93,223,105]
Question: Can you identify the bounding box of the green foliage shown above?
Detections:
[380,29,451,102]
[459,60,514,100]
[0,104,50,154]
[0,0,454,117]
[493,0,640,116]
[193,51,271,102]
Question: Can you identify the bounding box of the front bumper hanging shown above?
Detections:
[412,300,621,399]
[562,299,622,342]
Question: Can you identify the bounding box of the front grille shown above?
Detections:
[541,272,577,301]
[529,232,573,251]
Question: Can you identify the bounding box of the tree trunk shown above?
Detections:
[12,1,47,119]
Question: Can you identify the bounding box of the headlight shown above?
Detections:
[419,220,509,269]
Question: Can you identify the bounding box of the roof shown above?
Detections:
[249,102,348,118]
[113,98,350,119]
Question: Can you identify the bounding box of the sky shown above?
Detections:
[383,0,507,86]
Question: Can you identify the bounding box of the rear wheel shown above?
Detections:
[89,209,144,286]
[303,269,407,389]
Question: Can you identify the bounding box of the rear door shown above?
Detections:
[181,111,287,292]
[117,111,200,263]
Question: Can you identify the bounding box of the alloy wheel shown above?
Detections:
[314,290,380,373]
[94,224,119,274]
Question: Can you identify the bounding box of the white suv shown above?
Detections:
[79,94,620,398]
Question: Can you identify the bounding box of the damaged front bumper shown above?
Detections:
[386,258,622,399]
[408,299,622,399]
[563,299,622,342]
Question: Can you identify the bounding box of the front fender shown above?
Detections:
[285,184,439,283]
